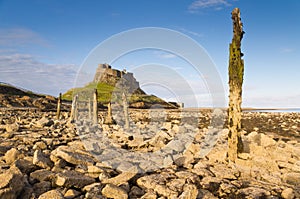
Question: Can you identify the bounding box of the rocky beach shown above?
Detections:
[0,107,299,199]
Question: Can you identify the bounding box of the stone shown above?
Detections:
[281,188,295,199]
[200,176,221,194]
[13,158,38,174]
[33,149,54,169]
[5,123,20,133]
[33,181,52,197]
[38,189,64,199]
[64,189,81,199]
[0,166,25,199]
[4,148,21,164]
[178,184,198,199]
[102,184,128,199]
[52,146,95,165]
[282,172,300,186]
[102,166,138,186]
[36,117,54,127]
[141,191,157,199]
[129,186,145,198]
[55,170,95,188]
[30,169,55,182]
[137,175,178,198]
[260,133,276,147]
[198,189,218,199]
[236,187,270,198]
[209,164,238,180]
[33,141,47,150]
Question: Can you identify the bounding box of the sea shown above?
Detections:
[244,108,300,113]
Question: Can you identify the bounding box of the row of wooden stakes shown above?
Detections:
[55,89,130,129]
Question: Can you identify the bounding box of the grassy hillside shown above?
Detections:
[0,82,42,97]
[62,82,114,104]
[62,82,175,108]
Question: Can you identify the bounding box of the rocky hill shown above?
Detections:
[0,82,67,110]
[63,64,179,109]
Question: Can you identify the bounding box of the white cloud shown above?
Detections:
[0,53,78,95]
[154,51,177,59]
[280,48,294,53]
[178,28,203,38]
[188,0,232,12]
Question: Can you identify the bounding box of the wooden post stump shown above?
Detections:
[93,89,98,125]
[70,94,78,122]
[56,93,62,120]
[228,8,245,162]
[122,92,130,129]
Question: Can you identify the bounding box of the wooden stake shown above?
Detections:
[93,89,98,125]
[70,94,78,122]
[56,93,62,120]
[228,8,245,162]
[122,92,130,129]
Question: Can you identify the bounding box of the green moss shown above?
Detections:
[229,42,244,87]
[62,82,165,106]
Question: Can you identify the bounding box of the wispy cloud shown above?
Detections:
[0,28,49,47]
[154,51,177,59]
[179,28,203,38]
[188,0,232,13]
[0,53,78,95]
[280,47,294,53]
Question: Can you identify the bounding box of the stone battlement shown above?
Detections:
[93,64,142,93]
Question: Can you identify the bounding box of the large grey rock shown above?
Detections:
[0,166,25,199]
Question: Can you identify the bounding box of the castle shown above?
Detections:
[93,64,143,94]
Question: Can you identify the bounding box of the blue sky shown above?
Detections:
[0,0,299,108]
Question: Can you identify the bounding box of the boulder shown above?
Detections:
[101,166,138,186]
[236,187,270,198]
[51,146,94,166]
[38,189,64,199]
[5,123,20,133]
[102,184,128,199]
[4,148,21,164]
[36,117,54,127]
[281,188,295,199]
[0,166,25,199]
[33,149,54,169]
[55,170,95,188]
[282,172,300,186]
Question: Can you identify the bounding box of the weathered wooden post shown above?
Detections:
[93,89,98,125]
[104,102,114,124]
[122,92,130,129]
[88,98,92,121]
[228,8,245,162]
[70,94,78,122]
[56,93,62,120]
